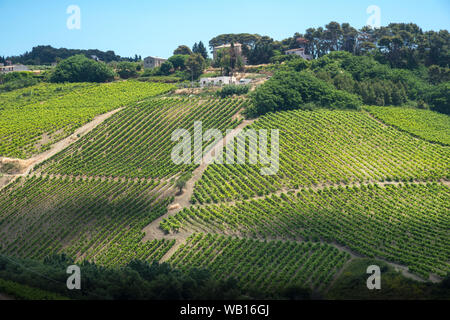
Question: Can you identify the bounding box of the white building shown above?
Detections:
[0,64,30,73]
[199,76,237,87]
[285,48,312,60]
[143,56,167,69]
[239,78,252,85]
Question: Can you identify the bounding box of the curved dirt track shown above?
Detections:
[0,108,123,190]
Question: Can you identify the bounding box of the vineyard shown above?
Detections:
[365,106,450,145]
[169,233,351,293]
[162,183,450,279]
[0,81,174,158]
[35,97,247,179]
[0,175,174,266]
[192,109,450,204]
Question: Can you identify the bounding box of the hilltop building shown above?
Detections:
[0,64,30,73]
[200,76,237,87]
[285,37,313,60]
[144,56,167,69]
[213,43,247,64]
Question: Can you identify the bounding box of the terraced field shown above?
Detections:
[0,81,448,296]
[35,97,247,179]
[192,109,450,204]
[0,81,174,158]
[169,233,351,293]
[163,183,450,279]
[0,175,173,265]
[365,106,450,145]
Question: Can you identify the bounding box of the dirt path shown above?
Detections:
[142,118,255,241]
[171,179,450,210]
[0,108,123,190]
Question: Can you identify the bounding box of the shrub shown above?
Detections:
[248,70,360,117]
[0,72,40,92]
[50,55,115,83]
[216,84,250,98]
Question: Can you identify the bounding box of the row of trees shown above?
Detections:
[0,254,312,300]
[209,22,449,68]
[248,50,449,116]
[4,45,142,65]
[145,42,209,80]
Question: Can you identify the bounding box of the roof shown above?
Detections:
[214,43,243,49]
[144,56,167,60]
[200,76,236,81]
[296,37,309,44]
[285,48,305,52]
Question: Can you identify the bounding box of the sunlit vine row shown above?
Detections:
[169,233,350,293]
[192,109,449,204]
[36,97,247,179]
[0,175,173,266]
[0,81,174,158]
[163,183,450,279]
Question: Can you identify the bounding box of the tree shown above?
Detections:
[176,172,192,193]
[116,61,138,79]
[193,41,208,59]
[168,55,189,70]
[242,36,274,65]
[186,53,205,80]
[173,45,192,55]
[159,61,174,76]
[49,54,115,83]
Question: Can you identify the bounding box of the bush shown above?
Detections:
[248,70,360,117]
[50,55,115,83]
[427,81,450,115]
[116,61,139,79]
[0,72,40,92]
[216,84,250,98]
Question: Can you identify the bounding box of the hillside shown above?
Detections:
[0,27,449,301]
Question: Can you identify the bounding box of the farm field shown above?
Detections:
[0,82,97,108]
[162,183,450,279]
[192,109,450,204]
[35,97,247,179]
[0,81,174,159]
[0,175,174,266]
[169,233,351,294]
[365,106,450,145]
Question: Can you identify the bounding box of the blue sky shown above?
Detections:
[1,0,449,58]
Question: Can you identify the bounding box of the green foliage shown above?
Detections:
[50,55,115,83]
[0,278,68,300]
[186,53,206,80]
[176,172,192,193]
[169,183,450,279]
[168,55,189,70]
[193,109,449,203]
[137,75,183,83]
[0,255,247,300]
[192,41,208,60]
[169,233,347,294]
[328,258,450,299]
[0,176,174,265]
[173,45,192,56]
[366,106,450,145]
[248,70,360,117]
[36,98,246,179]
[116,61,139,79]
[0,72,40,92]
[6,45,123,65]
[216,84,249,98]
[159,61,174,76]
[0,81,174,158]
[428,65,450,84]
[426,82,450,115]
